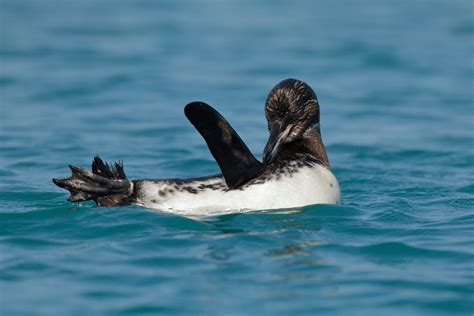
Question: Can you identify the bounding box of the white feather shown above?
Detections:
[136,164,340,216]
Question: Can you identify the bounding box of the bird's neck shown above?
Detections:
[275,127,330,167]
[304,128,330,167]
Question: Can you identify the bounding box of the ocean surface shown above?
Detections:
[1,0,473,315]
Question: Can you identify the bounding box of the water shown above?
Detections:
[1,0,473,315]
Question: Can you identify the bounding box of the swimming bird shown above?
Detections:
[53,79,340,215]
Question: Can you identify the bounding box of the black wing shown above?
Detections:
[184,102,263,189]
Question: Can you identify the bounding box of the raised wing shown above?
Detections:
[184,102,263,189]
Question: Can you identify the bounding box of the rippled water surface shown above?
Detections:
[1,1,473,315]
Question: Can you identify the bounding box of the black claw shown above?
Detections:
[53,156,131,205]
[52,178,66,188]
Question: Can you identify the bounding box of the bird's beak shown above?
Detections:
[263,124,294,164]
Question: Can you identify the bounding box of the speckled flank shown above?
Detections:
[242,154,323,188]
[134,176,227,203]
[135,161,339,214]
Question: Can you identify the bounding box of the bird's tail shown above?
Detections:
[52,156,135,206]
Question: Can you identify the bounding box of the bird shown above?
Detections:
[53,78,340,216]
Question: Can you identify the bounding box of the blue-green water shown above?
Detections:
[1,1,473,315]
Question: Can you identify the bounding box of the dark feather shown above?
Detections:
[185,102,263,189]
[92,156,127,180]
[52,156,132,205]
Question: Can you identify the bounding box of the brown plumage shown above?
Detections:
[263,78,329,167]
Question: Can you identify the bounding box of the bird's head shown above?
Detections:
[262,78,322,164]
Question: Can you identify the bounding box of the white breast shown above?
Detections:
[137,165,340,216]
